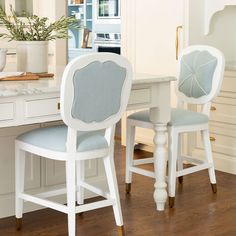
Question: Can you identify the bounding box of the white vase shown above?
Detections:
[17,41,48,73]
[0,49,7,72]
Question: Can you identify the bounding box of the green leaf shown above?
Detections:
[0,5,80,41]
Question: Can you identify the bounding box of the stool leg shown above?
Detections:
[201,130,217,193]
[15,146,26,230]
[76,160,85,205]
[177,134,184,184]
[66,160,76,236]
[103,155,124,233]
[168,131,178,208]
[125,122,135,194]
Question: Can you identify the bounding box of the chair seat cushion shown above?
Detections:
[128,108,209,127]
[16,125,107,152]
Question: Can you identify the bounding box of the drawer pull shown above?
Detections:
[211,106,216,111]
[57,102,60,110]
[210,136,216,142]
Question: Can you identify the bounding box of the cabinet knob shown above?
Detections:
[210,136,216,142]
[57,102,60,110]
[211,106,216,111]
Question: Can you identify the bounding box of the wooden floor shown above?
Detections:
[1,142,236,236]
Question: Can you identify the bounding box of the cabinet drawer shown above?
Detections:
[210,97,236,125]
[0,103,14,121]
[221,74,236,93]
[128,88,151,105]
[197,123,236,157]
[25,98,60,118]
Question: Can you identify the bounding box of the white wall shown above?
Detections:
[187,1,236,64]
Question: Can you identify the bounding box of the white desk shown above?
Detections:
[0,73,175,211]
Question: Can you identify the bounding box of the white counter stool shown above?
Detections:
[15,53,132,236]
[125,45,225,208]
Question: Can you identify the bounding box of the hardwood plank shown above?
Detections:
[0,143,236,235]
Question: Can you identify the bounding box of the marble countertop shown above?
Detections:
[0,72,176,98]
[0,79,61,97]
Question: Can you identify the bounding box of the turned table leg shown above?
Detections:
[153,123,168,211]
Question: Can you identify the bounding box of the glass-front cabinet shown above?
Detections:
[98,0,119,18]
[0,0,39,16]
[0,0,39,53]
[68,0,94,61]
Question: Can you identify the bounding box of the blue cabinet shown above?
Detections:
[68,0,94,61]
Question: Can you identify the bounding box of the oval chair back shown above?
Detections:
[175,45,225,116]
[60,53,133,132]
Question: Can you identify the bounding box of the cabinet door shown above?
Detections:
[0,125,41,195]
[121,0,184,76]
[121,0,184,146]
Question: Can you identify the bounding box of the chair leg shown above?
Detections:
[103,155,124,233]
[168,131,178,208]
[125,122,135,194]
[177,134,184,184]
[66,160,76,236]
[15,146,26,230]
[76,160,85,205]
[201,130,217,193]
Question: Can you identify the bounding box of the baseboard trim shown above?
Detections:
[192,148,236,175]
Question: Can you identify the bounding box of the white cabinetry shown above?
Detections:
[183,0,236,174]
[121,0,183,145]
[193,71,236,174]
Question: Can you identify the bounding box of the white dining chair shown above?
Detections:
[125,45,225,208]
[15,53,133,236]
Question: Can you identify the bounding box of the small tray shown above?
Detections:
[0,72,54,81]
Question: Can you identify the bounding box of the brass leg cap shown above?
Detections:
[211,183,217,193]
[126,183,131,194]
[169,197,175,208]
[16,218,22,231]
[178,176,183,184]
[117,225,125,236]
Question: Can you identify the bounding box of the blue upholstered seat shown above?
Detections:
[128,108,208,126]
[17,125,107,152]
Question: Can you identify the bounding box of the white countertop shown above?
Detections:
[0,72,176,98]
[0,79,61,97]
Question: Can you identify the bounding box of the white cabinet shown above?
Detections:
[121,0,183,146]
[182,1,236,174]
[193,71,236,174]
[121,0,183,76]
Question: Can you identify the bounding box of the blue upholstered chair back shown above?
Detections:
[60,53,133,131]
[176,45,225,105]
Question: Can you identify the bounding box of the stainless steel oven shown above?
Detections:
[94,33,121,54]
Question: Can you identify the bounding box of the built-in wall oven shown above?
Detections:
[94,32,121,54]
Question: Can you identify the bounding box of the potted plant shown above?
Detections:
[0,6,78,73]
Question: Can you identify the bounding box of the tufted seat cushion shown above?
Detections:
[128,108,209,127]
[16,125,107,152]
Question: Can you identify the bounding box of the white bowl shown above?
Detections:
[0,49,7,72]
